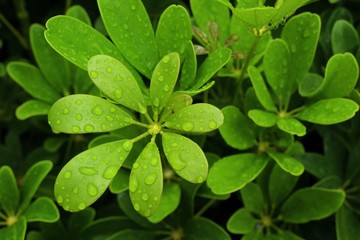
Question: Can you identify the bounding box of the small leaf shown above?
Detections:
[277,117,306,137]
[88,55,146,113]
[297,98,359,125]
[272,0,313,26]
[98,0,159,77]
[332,20,360,54]
[15,100,51,120]
[54,139,133,212]
[165,93,193,113]
[227,208,257,234]
[267,150,304,176]
[147,182,181,223]
[109,168,129,194]
[0,166,20,214]
[0,216,26,240]
[165,103,224,133]
[68,207,96,232]
[248,109,278,127]
[179,41,197,89]
[299,73,323,97]
[107,229,156,240]
[184,217,231,240]
[129,142,163,217]
[233,7,276,30]
[162,132,208,183]
[280,188,345,223]
[66,5,91,24]
[248,65,277,112]
[240,183,264,215]
[7,62,61,103]
[192,48,232,90]
[150,52,180,113]
[219,105,256,150]
[336,204,360,240]
[24,197,59,222]
[48,94,133,134]
[207,153,268,194]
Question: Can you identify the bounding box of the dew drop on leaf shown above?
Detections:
[79,167,98,175]
[208,120,218,129]
[91,105,103,115]
[76,99,83,105]
[151,158,158,166]
[106,67,112,73]
[134,202,141,211]
[169,152,186,170]
[76,114,82,121]
[145,173,157,185]
[131,4,136,10]
[182,122,194,131]
[142,193,149,201]
[197,176,204,183]
[90,70,98,78]
[78,203,86,210]
[163,84,170,92]
[62,108,70,115]
[102,165,118,179]
[55,120,61,125]
[72,126,80,133]
[153,97,160,107]
[84,124,95,132]
[64,171,72,179]
[158,75,164,81]
[133,162,140,169]
[122,140,133,152]
[162,55,170,63]
[72,187,79,194]
[87,183,98,196]
[114,88,123,99]
[129,176,139,192]
[57,195,64,204]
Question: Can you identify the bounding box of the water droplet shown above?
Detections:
[76,99,83,105]
[110,107,116,113]
[290,44,296,53]
[129,176,138,192]
[106,115,114,121]
[153,97,160,107]
[101,124,107,131]
[162,55,170,63]
[142,193,149,201]
[163,84,169,92]
[123,23,129,29]
[55,119,61,125]
[72,125,80,133]
[63,205,70,211]
[131,4,136,10]
[133,162,140,169]
[151,158,158,166]
[84,124,94,132]
[87,183,98,196]
[170,152,186,170]
[72,187,79,194]
[57,195,64,204]
[91,105,103,115]
[122,141,133,152]
[106,67,112,73]
[158,75,164,81]
[114,88,123,99]
[76,114,83,121]
[144,209,151,217]
[134,202,141,211]
[145,173,157,185]
[208,120,217,129]
[62,108,70,115]
[79,167,98,175]
[182,122,194,131]
[197,176,204,183]
[78,203,86,210]
[153,196,159,201]
[64,171,72,179]
[90,70,98,78]
[102,165,118,179]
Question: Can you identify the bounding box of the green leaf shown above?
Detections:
[219,105,256,150]
[277,117,306,137]
[336,204,360,240]
[15,100,51,120]
[0,166,20,214]
[299,73,323,97]
[295,153,333,179]
[147,182,181,223]
[88,55,146,113]
[248,65,277,112]
[24,197,59,222]
[272,0,313,26]
[233,6,276,30]
[165,103,224,133]
[268,164,299,207]
[48,94,133,134]
[184,217,231,240]
[30,24,71,93]
[107,230,156,240]
[98,0,158,77]
[150,52,180,113]
[0,216,26,240]
[179,41,197,90]
[280,188,345,223]
[332,20,359,54]
[192,48,232,90]
[312,53,359,99]
[54,139,133,212]
[165,93,193,113]
[68,207,95,232]
[109,168,129,194]
[248,109,278,127]
[66,5,91,24]
[207,153,268,194]
[296,98,359,125]
[264,39,293,101]
[19,160,53,212]
[155,5,192,58]
[7,62,61,103]
[267,150,304,176]
[162,132,208,183]
[240,183,264,215]
[129,142,163,217]
[227,208,257,234]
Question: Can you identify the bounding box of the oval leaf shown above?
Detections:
[277,117,306,137]
[88,55,146,113]
[162,132,208,183]
[207,153,268,195]
[16,100,51,120]
[227,208,257,234]
[248,109,278,127]
[54,139,133,212]
[240,183,264,215]
[233,7,276,30]
[184,217,231,240]
[129,142,163,217]
[332,19,360,54]
[48,94,133,134]
[165,103,224,133]
[0,166,20,214]
[24,197,59,222]
[267,150,304,176]
[109,168,129,194]
[336,204,360,240]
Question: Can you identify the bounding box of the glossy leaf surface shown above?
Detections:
[240,183,264,215]
[184,217,231,240]
[24,197,59,222]
[248,109,278,127]
[277,117,306,137]
[16,100,51,120]
[227,208,257,234]
[0,166,20,214]
[267,150,304,176]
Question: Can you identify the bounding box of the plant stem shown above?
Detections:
[13,0,30,42]
[65,0,72,10]
[195,199,217,217]
[0,13,29,50]
[130,131,150,143]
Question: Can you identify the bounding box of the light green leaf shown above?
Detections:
[179,41,197,90]
[227,208,257,234]
[30,24,71,93]
[233,6,276,30]
[0,166,20,214]
[66,5,91,24]
[155,5,192,58]
[248,65,277,112]
[15,100,51,120]
[48,94,133,134]
[19,160,53,213]
[296,98,359,125]
[332,20,359,54]
[147,182,181,223]
[272,0,312,26]
[165,93,193,113]
[192,48,232,90]
[219,105,256,150]
[248,109,278,127]
[207,153,268,194]
[336,204,360,240]
[24,197,59,222]
[184,217,231,240]
[267,150,304,176]
[109,168,129,194]
[150,52,180,113]
[88,55,146,113]
[129,142,163,217]
[7,62,61,103]
[280,188,345,223]
[0,216,26,240]
[312,53,359,99]
[299,73,323,97]
[240,183,264,215]
[165,103,224,133]
[277,117,306,137]
[54,139,133,212]
[162,132,208,183]
[98,0,159,77]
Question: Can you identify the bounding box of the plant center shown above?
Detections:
[148,122,162,135]
[6,215,17,226]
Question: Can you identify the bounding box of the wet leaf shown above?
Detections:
[227,208,257,234]
[24,197,59,222]
[248,109,278,127]
[233,6,276,31]
[15,100,51,120]
[277,117,306,137]
[267,150,304,176]
[0,166,20,214]
[179,41,197,89]
[66,5,91,24]
[109,168,129,194]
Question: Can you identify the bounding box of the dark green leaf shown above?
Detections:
[107,229,156,240]
[179,41,197,90]
[227,208,257,234]
[68,207,96,232]
[336,204,360,240]
[0,166,20,214]
[240,182,264,215]
[248,109,278,127]
[15,100,51,120]
[184,217,231,240]
[233,7,276,31]
[332,20,359,54]
[267,150,304,176]
[0,216,26,240]
[24,197,59,222]
[109,168,129,194]
[299,73,323,97]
